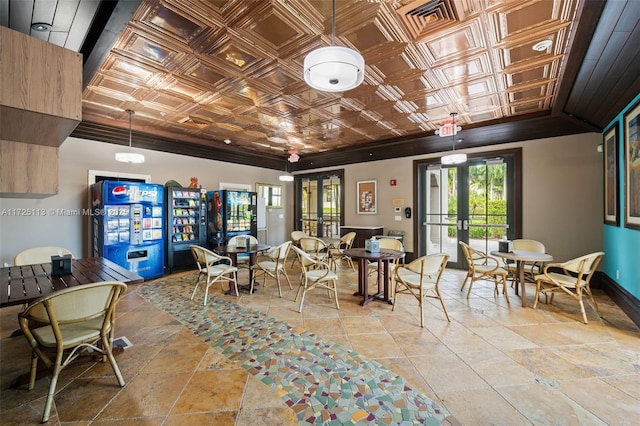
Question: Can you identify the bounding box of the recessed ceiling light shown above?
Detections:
[532,40,552,52]
[224,139,231,145]
[31,23,52,32]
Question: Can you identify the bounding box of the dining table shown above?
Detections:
[490,250,553,307]
[343,248,405,306]
[0,257,144,308]
[214,243,271,294]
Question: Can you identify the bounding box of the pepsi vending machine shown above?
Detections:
[91,181,165,279]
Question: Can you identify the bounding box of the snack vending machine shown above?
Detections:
[207,190,257,247]
[165,187,208,272]
[91,180,165,279]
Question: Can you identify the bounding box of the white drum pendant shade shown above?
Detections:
[304,46,364,92]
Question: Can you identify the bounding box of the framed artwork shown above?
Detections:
[356,180,377,214]
[603,123,619,225]
[624,99,640,230]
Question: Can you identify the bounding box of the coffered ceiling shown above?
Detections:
[2,0,639,171]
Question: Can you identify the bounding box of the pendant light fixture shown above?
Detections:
[440,112,467,165]
[303,0,364,92]
[115,109,145,163]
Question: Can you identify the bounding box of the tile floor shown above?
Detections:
[1,259,639,425]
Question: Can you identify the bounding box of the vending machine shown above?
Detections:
[91,180,165,280]
[207,190,257,248]
[165,187,208,272]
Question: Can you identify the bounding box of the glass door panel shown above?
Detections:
[419,152,517,269]
[423,166,459,262]
[297,171,344,238]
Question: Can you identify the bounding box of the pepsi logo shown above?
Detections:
[112,186,128,198]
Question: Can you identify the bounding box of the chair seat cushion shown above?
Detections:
[253,260,280,271]
[475,264,507,275]
[535,272,584,289]
[306,269,337,281]
[208,264,237,276]
[32,316,105,347]
[396,270,436,288]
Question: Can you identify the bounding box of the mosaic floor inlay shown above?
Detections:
[138,273,454,425]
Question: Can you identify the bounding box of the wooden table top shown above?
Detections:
[343,248,405,261]
[0,257,143,308]
[490,250,553,263]
[214,244,271,254]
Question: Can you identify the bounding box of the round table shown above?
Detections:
[343,248,405,306]
[490,250,553,307]
[214,243,271,294]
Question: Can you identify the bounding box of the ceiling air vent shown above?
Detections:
[396,0,465,41]
[179,116,210,129]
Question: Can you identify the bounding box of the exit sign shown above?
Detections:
[438,122,457,137]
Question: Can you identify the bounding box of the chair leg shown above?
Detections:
[297,285,308,312]
[190,275,202,301]
[465,279,474,299]
[436,288,451,322]
[28,351,38,390]
[533,280,542,309]
[42,354,63,423]
[103,334,126,387]
[578,295,588,324]
[460,274,470,292]
[231,272,239,297]
[501,274,510,304]
[282,269,293,290]
[584,287,602,318]
[332,279,340,310]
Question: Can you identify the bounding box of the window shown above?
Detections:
[256,183,282,208]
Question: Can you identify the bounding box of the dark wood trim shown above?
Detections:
[290,114,590,171]
[81,0,143,90]
[71,121,286,170]
[592,271,640,328]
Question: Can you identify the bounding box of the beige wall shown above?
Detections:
[0,137,292,265]
[309,132,603,263]
[0,132,602,266]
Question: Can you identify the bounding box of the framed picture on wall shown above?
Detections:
[603,123,619,225]
[356,180,377,214]
[624,98,640,230]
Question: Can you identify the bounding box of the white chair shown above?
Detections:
[393,254,450,327]
[289,230,309,268]
[368,237,404,294]
[328,231,356,271]
[503,239,546,286]
[190,245,238,303]
[533,251,604,323]
[459,241,509,303]
[18,281,127,423]
[227,235,259,267]
[298,236,329,263]
[291,246,339,313]
[14,247,74,266]
[251,241,293,297]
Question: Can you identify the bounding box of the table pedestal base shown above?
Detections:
[354,258,393,306]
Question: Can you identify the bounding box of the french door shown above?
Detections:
[417,150,521,269]
[295,170,344,238]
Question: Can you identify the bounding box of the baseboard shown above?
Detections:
[592,271,640,328]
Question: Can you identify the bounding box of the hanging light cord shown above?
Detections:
[126,109,134,152]
[451,112,457,151]
[331,0,336,46]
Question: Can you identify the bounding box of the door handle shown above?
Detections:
[463,220,469,230]
[457,220,462,230]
